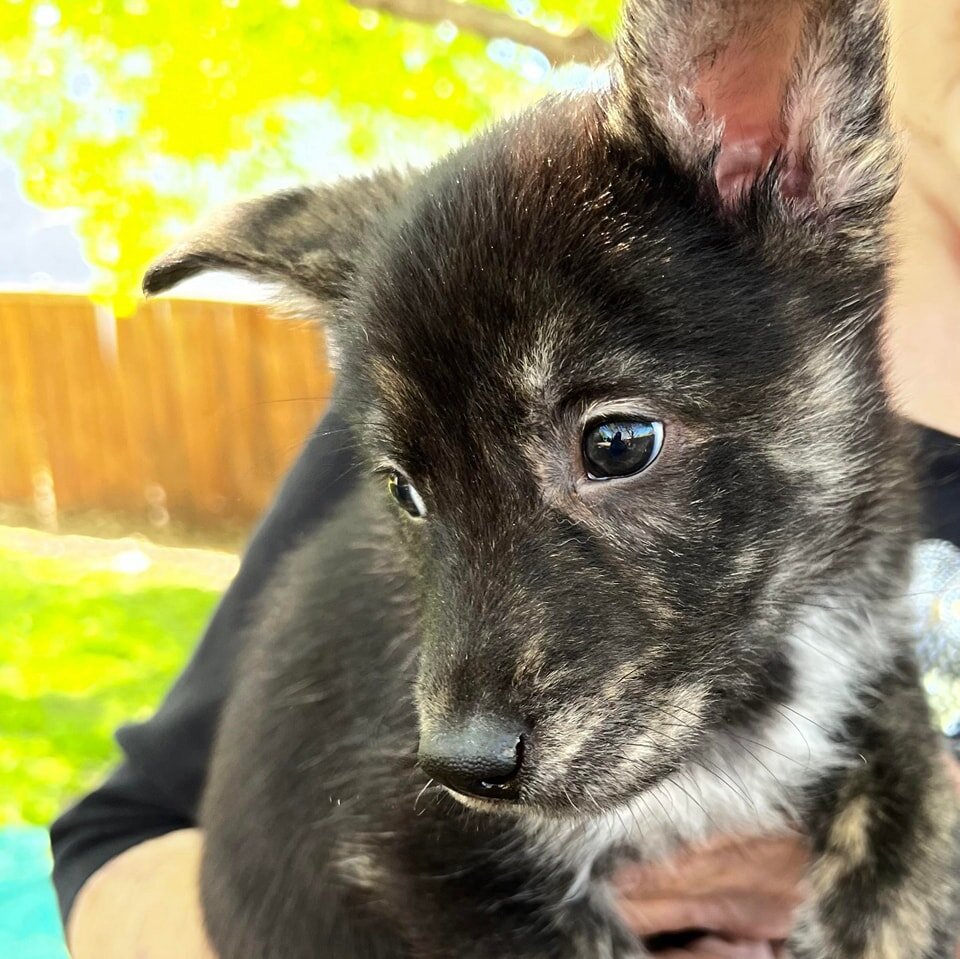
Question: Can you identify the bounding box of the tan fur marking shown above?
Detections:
[538,704,609,779]
[865,906,934,959]
[368,357,418,419]
[612,684,707,777]
[827,794,871,866]
[513,631,547,685]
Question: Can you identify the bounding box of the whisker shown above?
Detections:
[414,778,436,815]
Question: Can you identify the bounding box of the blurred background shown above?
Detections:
[0,1,957,956]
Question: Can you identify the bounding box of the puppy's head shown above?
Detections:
[147,0,908,816]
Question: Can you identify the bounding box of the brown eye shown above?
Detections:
[582,419,664,480]
[388,471,427,518]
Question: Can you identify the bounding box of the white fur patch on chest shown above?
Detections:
[525,597,903,899]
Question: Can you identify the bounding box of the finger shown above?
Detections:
[617,894,797,941]
[614,836,809,898]
[616,896,707,936]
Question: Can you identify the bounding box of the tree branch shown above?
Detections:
[349,0,611,67]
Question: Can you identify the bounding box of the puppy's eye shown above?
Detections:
[387,471,427,518]
[582,419,664,480]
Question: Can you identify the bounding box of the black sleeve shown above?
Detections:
[48,419,960,925]
[49,405,358,925]
[919,425,960,547]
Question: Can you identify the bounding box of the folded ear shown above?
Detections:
[143,169,408,303]
[609,0,898,253]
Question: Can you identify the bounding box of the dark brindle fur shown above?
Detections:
[145,0,960,955]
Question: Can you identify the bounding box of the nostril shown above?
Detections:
[473,734,523,797]
[478,734,524,788]
[418,718,526,801]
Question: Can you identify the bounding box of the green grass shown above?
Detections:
[0,531,233,825]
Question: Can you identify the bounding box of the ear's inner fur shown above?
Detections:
[612,0,898,233]
[698,5,809,200]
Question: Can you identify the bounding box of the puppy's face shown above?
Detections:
[146,0,905,816]
[342,102,899,815]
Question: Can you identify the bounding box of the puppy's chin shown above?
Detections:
[442,787,520,814]
[440,784,579,823]
[441,773,667,823]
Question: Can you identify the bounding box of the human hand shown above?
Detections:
[613,754,960,958]
[68,828,216,959]
[611,833,810,958]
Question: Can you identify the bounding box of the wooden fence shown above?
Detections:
[0,292,333,529]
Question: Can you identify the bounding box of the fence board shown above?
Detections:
[0,292,332,528]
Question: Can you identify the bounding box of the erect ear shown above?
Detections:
[143,169,408,303]
[609,0,899,251]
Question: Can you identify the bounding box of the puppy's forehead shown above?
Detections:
[355,102,798,444]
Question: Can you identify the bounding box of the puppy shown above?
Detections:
[145,0,960,955]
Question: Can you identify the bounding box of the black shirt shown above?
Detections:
[48,415,960,924]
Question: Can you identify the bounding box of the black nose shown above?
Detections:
[418,717,525,801]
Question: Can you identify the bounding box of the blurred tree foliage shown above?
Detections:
[0,0,616,312]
